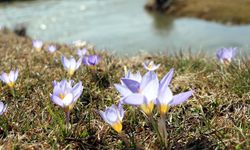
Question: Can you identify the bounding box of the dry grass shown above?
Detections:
[167,0,250,24]
[0,29,249,149]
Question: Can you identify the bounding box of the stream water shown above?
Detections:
[0,0,250,55]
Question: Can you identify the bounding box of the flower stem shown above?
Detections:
[10,88,16,98]
[147,114,164,147]
[159,115,169,149]
[118,132,130,148]
[65,111,70,130]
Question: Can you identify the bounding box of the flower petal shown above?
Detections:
[141,78,159,102]
[157,86,173,105]
[160,68,174,87]
[0,73,10,83]
[114,84,133,97]
[61,55,70,69]
[121,79,140,93]
[121,93,145,105]
[50,94,64,107]
[169,90,193,106]
[14,69,19,81]
[62,93,74,106]
[140,71,157,90]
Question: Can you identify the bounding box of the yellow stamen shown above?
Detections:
[147,62,153,69]
[68,69,75,76]
[140,101,154,115]
[89,66,96,70]
[158,104,170,116]
[35,48,41,52]
[7,82,15,88]
[64,104,75,112]
[59,93,65,100]
[112,121,122,133]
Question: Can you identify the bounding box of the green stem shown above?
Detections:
[148,114,164,147]
[65,111,70,131]
[118,132,130,148]
[159,115,169,149]
[10,88,16,98]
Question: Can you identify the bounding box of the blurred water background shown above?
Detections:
[0,0,250,55]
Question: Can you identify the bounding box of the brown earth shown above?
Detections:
[165,0,250,24]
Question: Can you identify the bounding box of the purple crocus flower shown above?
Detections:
[47,45,57,53]
[142,60,160,71]
[50,79,83,126]
[50,79,83,112]
[216,47,237,64]
[61,55,82,76]
[0,69,19,88]
[83,55,100,66]
[76,48,87,57]
[155,68,193,116]
[0,101,7,115]
[124,70,142,83]
[32,40,43,51]
[99,104,124,133]
[118,71,159,115]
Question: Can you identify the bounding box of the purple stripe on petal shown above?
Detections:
[121,79,140,93]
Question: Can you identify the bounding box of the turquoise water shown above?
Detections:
[1,0,250,55]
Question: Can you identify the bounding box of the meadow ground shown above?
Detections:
[166,0,250,24]
[0,29,249,149]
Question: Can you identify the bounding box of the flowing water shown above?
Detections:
[1,0,250,55]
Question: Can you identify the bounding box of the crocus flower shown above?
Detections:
[76,48,87,57]
[99,104,124,133]
[118,71,159,115]
[32,40,43,51]
[47,45,57,53]
[0,101,7,115]
[0,69,19,88]
[50,79,83,112]
[124,70,142,83]
[155,68,193,116]
[142,60,160,71]
[61,55,82,76]
[83,55,100,66]
[216,47,237,64]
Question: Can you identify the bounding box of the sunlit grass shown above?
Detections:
[0,29,249,149]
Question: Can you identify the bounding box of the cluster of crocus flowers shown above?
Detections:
[61,55,82,76]
[0,69,19,88]
[50,79,83,124]
[100,66,193,133]
[99,104,124,133]
[76,48,87,58]
[115,68,193,116]
[216,47,237,65]
[83,55,100,67]
[32,40,43,51]
[47,45,57,53]
[0,101,7,115]
[142,60,160,71]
